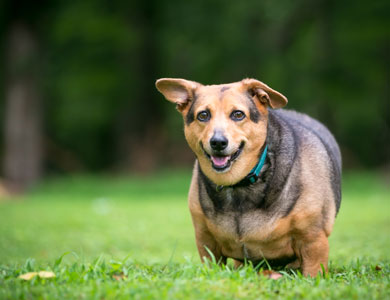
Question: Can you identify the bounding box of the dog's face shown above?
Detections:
[156,78,287,185]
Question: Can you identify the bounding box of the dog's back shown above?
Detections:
[156,77,342,276]
[271,109,342,212]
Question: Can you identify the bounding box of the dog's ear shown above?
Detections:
[156,78,200,112]
[242,78,288,109]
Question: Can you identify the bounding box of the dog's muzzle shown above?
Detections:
[201,141,245,172]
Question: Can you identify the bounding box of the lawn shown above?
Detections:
[0,170,389,299]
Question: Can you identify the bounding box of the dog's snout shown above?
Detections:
[210,132,228,151]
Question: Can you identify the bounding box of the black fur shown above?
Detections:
[185,93,198,125]
[197,110,303,232]
[272,110,342,214]
[196,108,342,238]
[246,95,260,123]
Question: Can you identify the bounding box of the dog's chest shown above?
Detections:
[199,182,269,215]
[201,187,276,238]
[200,186,293,261]
[206,206,292,261]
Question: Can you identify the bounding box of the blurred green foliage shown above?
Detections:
[0,172,389,298]
[0,0,389,171]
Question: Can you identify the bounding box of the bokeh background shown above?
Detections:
[0,0,389,191]
[0,3,389,298]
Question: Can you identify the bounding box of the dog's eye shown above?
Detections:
[230,110,246,121]
[197,110,210,122]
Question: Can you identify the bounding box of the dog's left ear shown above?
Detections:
[156,78,200,112]
[242,78,288,109]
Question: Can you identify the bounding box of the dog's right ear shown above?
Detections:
[155,78,200,112]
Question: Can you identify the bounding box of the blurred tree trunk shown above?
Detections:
[116,0,166,173]
[2,22,43,190]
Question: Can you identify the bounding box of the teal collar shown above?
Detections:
[216,144,268,191]
[245,144,268,184]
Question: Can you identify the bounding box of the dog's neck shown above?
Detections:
[219,143,268,190]
[197,110,300,216]
[197,148,274,214]
[199,113,280,192]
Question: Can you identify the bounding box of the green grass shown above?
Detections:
[0,170,389,299]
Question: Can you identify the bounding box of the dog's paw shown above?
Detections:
[286,258,301,270]
[261,270,283,280]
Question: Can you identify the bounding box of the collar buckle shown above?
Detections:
[246,173,258,184]
[236,144,268,187]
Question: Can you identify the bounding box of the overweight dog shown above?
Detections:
[156,78,341,276]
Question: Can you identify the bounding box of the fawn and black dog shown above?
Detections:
[156,78,341,276]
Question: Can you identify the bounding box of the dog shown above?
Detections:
[156,78,341,276]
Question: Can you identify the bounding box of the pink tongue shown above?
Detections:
[211,156,230,167]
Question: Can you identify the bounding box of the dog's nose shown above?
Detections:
[210,132,228,151]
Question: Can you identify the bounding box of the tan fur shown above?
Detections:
[157,78,336,277]
[184,83,268,186]
[188,164,224,262]
[188,160,333,276]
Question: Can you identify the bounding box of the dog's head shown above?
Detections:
[156,78,287,185]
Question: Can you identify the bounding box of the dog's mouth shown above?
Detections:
[201,142,245,172]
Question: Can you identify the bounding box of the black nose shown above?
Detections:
[210,132,228,151]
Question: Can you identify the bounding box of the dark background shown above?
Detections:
[0,0,389,190]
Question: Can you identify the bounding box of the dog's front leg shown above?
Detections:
[294,231,329,277]
[192,220,226,264]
